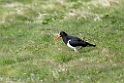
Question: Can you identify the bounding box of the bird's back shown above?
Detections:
[65,36,87,47]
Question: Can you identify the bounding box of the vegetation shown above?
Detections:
[0,0,124,83]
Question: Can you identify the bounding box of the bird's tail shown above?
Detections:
[86,42,96,47]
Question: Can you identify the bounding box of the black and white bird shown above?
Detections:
[54,31,96,52]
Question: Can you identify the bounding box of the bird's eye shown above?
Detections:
[60,33,63,35]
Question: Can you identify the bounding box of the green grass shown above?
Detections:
[0,0,124,83]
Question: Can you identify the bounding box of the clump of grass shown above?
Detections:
[53,54,73,63]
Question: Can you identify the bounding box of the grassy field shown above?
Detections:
[0,0,124,83]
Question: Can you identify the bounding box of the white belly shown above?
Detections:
[67,40,77,52]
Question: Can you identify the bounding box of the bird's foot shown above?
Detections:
[74,49,78,52]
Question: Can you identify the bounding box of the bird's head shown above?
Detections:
[54,31,67,41]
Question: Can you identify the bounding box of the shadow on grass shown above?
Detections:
[79,46,97,54]
[52,46,97,63]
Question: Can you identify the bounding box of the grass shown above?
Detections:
[0,0,124,83]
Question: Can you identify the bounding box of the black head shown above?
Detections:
[54,31,68,41]
[60,31,68,37]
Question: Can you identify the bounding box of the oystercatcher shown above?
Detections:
[54,31,96,52]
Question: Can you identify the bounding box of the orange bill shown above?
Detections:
[54,35,61,41]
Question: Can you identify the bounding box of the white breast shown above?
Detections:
[67,40,77,52]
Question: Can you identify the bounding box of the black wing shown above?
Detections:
[68,36,88,47]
